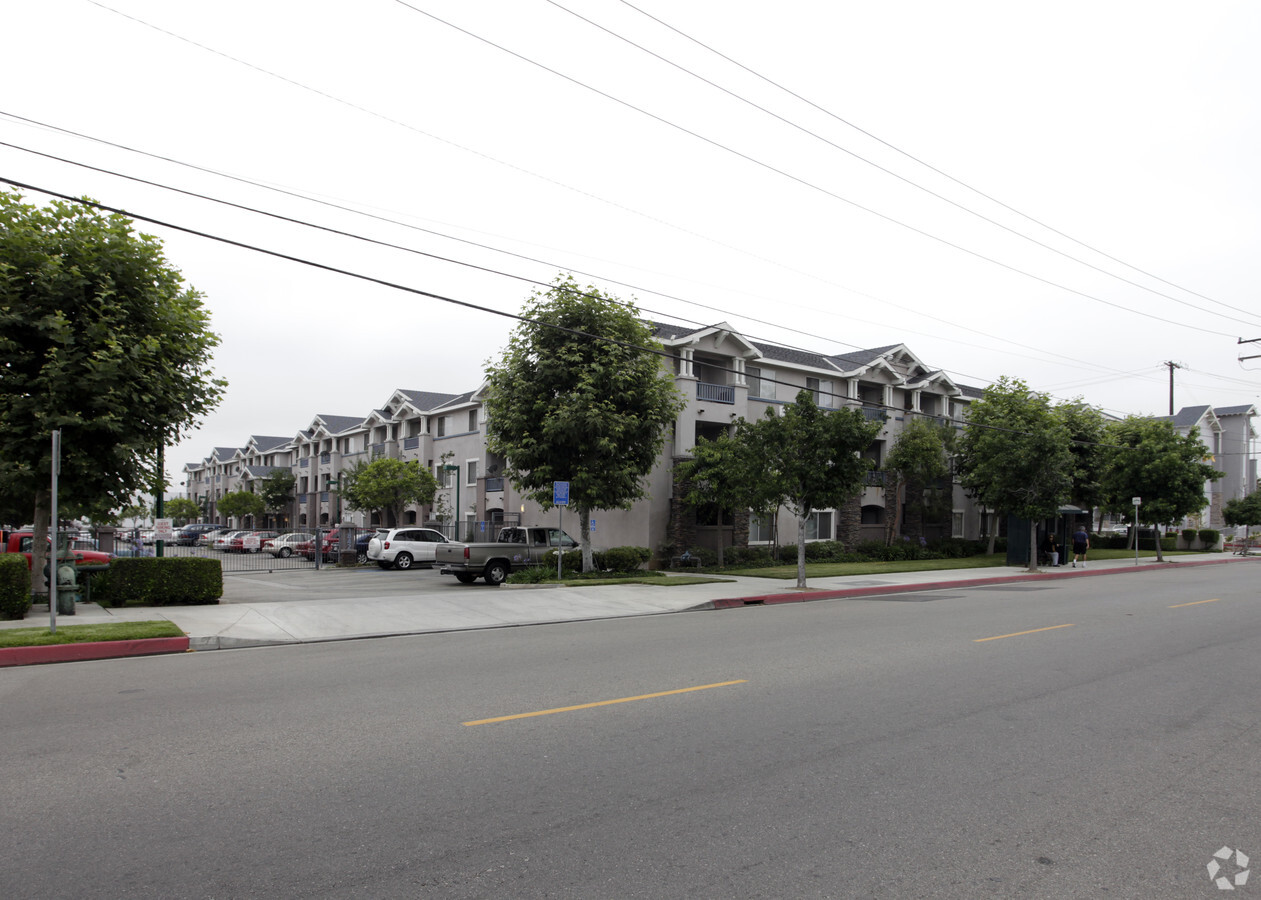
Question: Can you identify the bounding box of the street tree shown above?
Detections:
[955,377,1073,571]
[1100,416,1222,562]
[163,497,201,526]
[258,469,296,527]
[1055,400,1109,526]
[483,274,685,571]
[340,457,438,528]
[674,431,760,568]
[217,491,264,524]
[0,191,224,591]
[882,416,952,544]
[1223,492,1261,542]
[745,390,882,589]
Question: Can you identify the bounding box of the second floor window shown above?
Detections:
[748,366,775,400]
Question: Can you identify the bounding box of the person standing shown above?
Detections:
[1071,525,1090,568]
[1043,531,1060,567]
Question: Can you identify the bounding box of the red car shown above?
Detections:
[298,531,338,561]
[228,531,279,553]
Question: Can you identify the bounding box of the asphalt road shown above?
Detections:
[3,563,1258,898]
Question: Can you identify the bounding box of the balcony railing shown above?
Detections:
[865,469,887,486]
[484,476,505,492]
[320,452,331,464]
[696,382,735,404]
[299,458,310,468]
[403,436,420,450]
[320,492,329,503]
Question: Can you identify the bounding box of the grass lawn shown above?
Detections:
[718,549,1205,580]
[0,621,185,649]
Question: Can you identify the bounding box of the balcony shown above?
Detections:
[299,458,310,468]
[865,470,887,486]
[696,382,735,404]
[403,436,420,451]
[484,476,505,492]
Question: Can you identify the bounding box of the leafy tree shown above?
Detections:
[1223,492,1261,540]
[340,457,437,528]
[1055,400,1108,526]
[483,274,685,571]
[674,431,757,567]
[0,190,224,590]
[955,377,1073,571]
[217,490,264,523]
[117,500,151,526]
[258,469,296,526]
[1100,417,1222,562]
[883,417,952,544]
[745,390,882,588]
[163,497,201,526]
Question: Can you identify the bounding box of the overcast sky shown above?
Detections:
[5,0,1260,496]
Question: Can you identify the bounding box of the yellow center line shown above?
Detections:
[463,679,748,726]
[974,623,1075,643]
[1170,598,1220,608]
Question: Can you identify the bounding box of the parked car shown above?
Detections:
[175,523,220,546]
[212,530,247,551]
[198,528,230,548]
[262,532,315,558]
[367,527,450,570]
[229,530,280,553]
[437,526,576,585]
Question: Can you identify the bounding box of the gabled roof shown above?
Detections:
[1215,404,1258,417]
[309,414,365,435]
[395,389,465,411]
[430,390,477,412]
[242,464,284,479]
[247,435,291,453]
[1156,405,1218,430]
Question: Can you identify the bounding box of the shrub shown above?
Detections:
[1198,529,1220,548]
[724,546,776,568]
[107,558,222,605]
[600,546,651,573]
[542,548,591,576]
[804,540,847,562]
[507,565,550,584]
[0,555,31,620]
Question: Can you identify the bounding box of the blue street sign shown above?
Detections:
[553,481,570,506]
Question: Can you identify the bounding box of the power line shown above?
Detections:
[544,0,1261,329]
[0,115,1152,387]
[612,0,1259,324]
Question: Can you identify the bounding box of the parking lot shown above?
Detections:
[219,561,487,604]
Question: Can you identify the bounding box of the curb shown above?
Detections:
[709,557,1245,609]
[0,636,191,667]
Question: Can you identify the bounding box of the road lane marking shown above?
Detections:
[973,624,1075,643]
[1169,598,1220,608]
[463,680,748,726]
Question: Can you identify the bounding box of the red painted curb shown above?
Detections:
[710,557,1250,609]
[0,636,190,667]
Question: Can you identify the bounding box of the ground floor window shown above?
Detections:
[749,514,774,543]
[952,510,964,538]
[804,510,834,541]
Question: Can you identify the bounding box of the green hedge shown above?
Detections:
[0,555,31,620]
[100,557,222,606]
[600,546,651,573]
[1198,529,1220,547]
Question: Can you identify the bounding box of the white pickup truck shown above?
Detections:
[436,526,577,585]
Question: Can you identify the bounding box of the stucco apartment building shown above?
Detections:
[184,321,1001,556]
[1155,404,1259,528]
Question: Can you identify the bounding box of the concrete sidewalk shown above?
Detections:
[4,552,1247,658]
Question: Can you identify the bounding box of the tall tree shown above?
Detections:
[259,469,296,528]
[674,431,759,567]
[1055,399,1108,526]
[745,390,882,589]
[1100,417,1222,562]
[340,457,438,528]
[217,490,264,524]
[955,377,1073,572]
[483,274,685,571]
[1223,492,1261,542]
[162,497,201,526]
[882,417,952,544]
[0,191,224,590]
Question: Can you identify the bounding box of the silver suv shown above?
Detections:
[366,527,450,570]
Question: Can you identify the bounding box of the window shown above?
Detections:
[952,511,964,538]
[467,460,478,485]
[804,510,833,541]
[748,366,775,400]
[437,416,447,437]
[806,378,834,408]
[468,410,478,432]
[749,514,774,543]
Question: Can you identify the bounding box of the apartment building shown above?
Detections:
[182,321,998,553]
[1156,404,1259,528]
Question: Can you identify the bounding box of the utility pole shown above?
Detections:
[1163,360,1183,415]
[1240,337,1261,363]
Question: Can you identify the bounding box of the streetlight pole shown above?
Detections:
[442,465,461,541]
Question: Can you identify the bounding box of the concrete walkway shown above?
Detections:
[4,552,1249,656]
